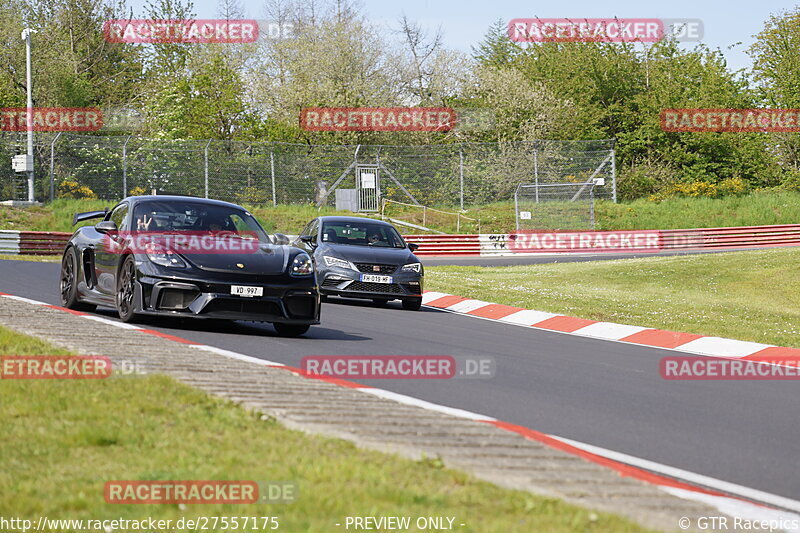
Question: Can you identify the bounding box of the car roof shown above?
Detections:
[123,195,248,210]
[317,216,392,226]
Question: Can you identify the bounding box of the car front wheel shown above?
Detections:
[116,255,139,323]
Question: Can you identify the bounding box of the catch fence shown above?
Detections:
[0,133,615,209]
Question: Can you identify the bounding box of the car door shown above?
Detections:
[94,202,129,299]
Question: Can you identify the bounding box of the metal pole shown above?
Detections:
[611,147,617,203]
[49,132,62,202]
[23,28,36,202]
[122,135,132,198]
[270,149,276,206]
[533,143,539,203]
[204,139,211,199]
[514,186,520,232]
[459,148,464,211]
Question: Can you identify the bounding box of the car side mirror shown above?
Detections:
[300,235,316,247]
[273,233,290,245]
[407,242,419,252]
[95,220,117,234]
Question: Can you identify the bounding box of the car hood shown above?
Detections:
[320,244,416,265]
[182,244,292,275]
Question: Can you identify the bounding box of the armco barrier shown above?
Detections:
[0,225,799,257]
[0,231,71,256]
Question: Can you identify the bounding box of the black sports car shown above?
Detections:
[59,195,319,336]
[295,216,423,310]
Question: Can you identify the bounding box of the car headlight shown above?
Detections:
[291,253,314,276]
[145,245,186,268]
[401,262,422,274]
[323,255,356,270]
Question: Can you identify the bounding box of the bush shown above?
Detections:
[57,180,97,200]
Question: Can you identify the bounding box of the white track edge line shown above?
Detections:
[551,435,800,514]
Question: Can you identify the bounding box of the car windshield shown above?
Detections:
[321,221,405,248]
[132,201,270,242]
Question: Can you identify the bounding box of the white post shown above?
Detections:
[22,28,37,202]
[459,148,464,211]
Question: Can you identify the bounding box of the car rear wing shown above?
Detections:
[72,208,108,226]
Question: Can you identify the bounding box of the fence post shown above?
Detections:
[270,149,276,207]
[49,132,62,203]
[204,139,211,199]
[122,135,132,198]
[611,147,617,203]
[459,147,464,211]
[534,142,539,203]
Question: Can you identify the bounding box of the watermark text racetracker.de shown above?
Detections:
[104,231,261,255]
[0,356,111,379]
[507,230,663,253]
[0,108,102,132]
[661,357,800,380]
[104,480,297,504]
[0,516,281,532]
[301,355,496,380]
[507,18,703,43]
[662,108,800,132]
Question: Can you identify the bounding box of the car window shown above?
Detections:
[132,201,270,241]
[109,204,128,231]
[321,221,404,248]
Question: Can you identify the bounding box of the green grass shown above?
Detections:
[427,247,800,348]
[596,190,800,230]
[0,325,650,532]
[5,191,800,236]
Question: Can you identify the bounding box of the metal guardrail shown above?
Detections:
[408,225,800,256]
[1,225,799,257]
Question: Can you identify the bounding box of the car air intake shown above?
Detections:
[285,294,317,318]
[158,289,199,310]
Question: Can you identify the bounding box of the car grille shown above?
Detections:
[345,281,405,294]
[203,299,281,316]
[355,263,397,274]
[322,278,344,287]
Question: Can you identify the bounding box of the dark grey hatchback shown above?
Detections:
[295,216,423,310]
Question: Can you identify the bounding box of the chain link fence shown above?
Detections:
[515,182,597,230]
[0,133,615,208]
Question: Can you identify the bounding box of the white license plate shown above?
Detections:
[360,274,392,284]
[231,285,263,297]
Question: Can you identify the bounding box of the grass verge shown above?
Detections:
[0,325,650,532]
[426,247,800,348]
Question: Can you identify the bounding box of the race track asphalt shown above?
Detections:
[1,258,798,504]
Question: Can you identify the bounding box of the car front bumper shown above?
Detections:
[318,268,422,300]
[134,271,320,324]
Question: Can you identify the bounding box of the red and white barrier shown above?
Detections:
[2,224,800,257]
[0,230,71,255]
[408,225,800,256]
